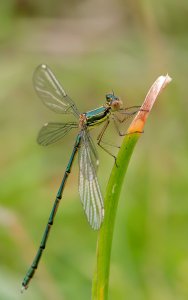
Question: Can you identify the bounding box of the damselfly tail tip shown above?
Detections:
[21,284,27,293]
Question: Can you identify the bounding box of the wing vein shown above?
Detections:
[78,130,104,229]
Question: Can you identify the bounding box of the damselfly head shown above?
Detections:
[105,93,123,111]
[106,93,117,103]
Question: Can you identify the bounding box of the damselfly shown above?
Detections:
[22,64,141,290]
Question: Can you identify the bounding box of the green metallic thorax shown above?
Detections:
[85,106,110,127]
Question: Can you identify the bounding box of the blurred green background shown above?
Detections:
[0,0,188,299]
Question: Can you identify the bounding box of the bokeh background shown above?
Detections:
[0,1,187,299]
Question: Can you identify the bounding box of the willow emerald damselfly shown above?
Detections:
[21,64,141,291]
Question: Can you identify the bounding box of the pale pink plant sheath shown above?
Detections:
[128,74,172,133]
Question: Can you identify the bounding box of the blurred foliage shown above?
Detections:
[0,0,188,299]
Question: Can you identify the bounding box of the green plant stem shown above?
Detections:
[92,132,140,300]
[92,74,172,300]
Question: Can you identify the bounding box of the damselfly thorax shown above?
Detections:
[79,107,110,129]
[79,96,123,129]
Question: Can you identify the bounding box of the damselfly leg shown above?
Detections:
[96,106,141,163]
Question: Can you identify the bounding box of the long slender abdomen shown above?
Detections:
[22,134,81,291]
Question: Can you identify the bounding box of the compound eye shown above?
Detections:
[106,94,112,102]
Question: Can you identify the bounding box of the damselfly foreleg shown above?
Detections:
[112,106,146,136]
[112,114,143,136]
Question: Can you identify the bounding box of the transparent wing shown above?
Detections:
[33,64,80,117]
[78,130,104,230]
[85,131,99,172]
[37,122,78,146]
